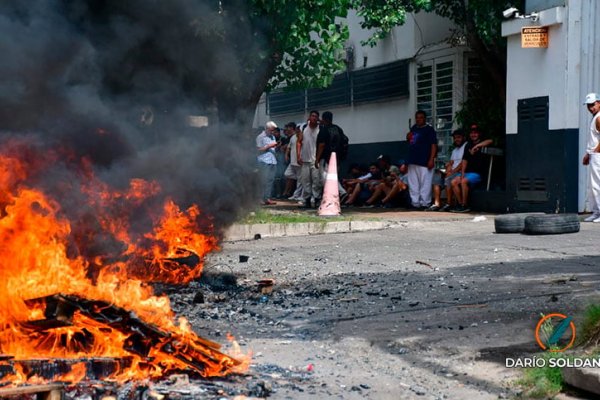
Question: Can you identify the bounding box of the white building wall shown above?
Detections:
[502,1,600,211]
[253,93,268,129]
[345,10,415,67]
[260,11,459,146]
[345,10,455,68]
[411,11,457,49]
[502,6,568,134]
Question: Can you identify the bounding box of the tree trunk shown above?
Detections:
[465,28,507,108]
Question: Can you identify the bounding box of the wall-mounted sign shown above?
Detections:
[521,27,549,48]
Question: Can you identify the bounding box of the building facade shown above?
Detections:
[255,10,478,171]
[502,0,600,213]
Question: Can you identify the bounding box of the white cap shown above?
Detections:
[584,93,600,104]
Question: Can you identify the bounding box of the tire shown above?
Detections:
[494,213,545,233]
[523,214,580,235]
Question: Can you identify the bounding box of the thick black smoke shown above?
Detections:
[0,0,265,245]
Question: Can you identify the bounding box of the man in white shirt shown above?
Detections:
[428,129,466,211]
[297,110,321,208]
[582,93,600,222]
[256,121,279,205]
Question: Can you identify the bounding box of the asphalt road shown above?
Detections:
[176,218,600,399]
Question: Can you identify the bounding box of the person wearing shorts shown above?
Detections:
[450,124,492,213]
[427,129,466,211]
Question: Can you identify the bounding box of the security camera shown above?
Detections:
[503,7,519,19]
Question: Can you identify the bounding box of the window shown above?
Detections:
[267,60,410,115]
[266,89,305,115]
[352,60,409,103]
[416,58,454,166]
[307,73,351,109]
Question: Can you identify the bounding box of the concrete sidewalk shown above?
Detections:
[224,199,485,241]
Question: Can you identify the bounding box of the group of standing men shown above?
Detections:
[256,110,347,208]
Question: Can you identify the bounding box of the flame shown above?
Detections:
[0,141,248,385]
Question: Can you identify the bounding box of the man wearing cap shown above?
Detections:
[376,154,392,175]
[582,93,600,222]
[450,124,492,213]
[256,121,279,205]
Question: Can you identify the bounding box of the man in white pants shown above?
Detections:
[406,110,437,209]
[582,93,600,222]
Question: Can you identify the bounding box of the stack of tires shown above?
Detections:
[494,213,580,235]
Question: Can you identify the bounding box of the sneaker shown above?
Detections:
[360,204,375,209]
[299,200,311,209]
[426,204,440,212]
[451,205,470,213]
[594,217,600,223]
[584,213,600,222]
[440,204,451,212]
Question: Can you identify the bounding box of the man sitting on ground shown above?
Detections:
[381,162,410,208]
[362,163,410,208]
[343,163,383,207]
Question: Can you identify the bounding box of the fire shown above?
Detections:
[0,141,247,385]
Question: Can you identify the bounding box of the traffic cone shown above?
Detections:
[318,152,341,216]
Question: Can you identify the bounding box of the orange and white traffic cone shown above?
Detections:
[318,152,341,216]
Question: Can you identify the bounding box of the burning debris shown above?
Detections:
[0,0,265,393]
[0,158,249,386]
[21,294,241,377]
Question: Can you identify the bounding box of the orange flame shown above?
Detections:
[0,143,248,385]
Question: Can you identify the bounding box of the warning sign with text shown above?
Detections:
[521,27,549,48]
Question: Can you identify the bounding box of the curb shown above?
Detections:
[562,367,600,395]
[224,220,396,241]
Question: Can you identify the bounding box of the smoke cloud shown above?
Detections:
[0,0,266,247]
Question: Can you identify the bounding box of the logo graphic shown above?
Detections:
[534,313,576,352]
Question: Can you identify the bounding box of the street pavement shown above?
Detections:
[193,209,600,399]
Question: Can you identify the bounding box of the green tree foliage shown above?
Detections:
[195,0,523,128]
[352,0,427,46]
[184,0,357,122]
[249,0,352,90]
[350,0,525,141]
